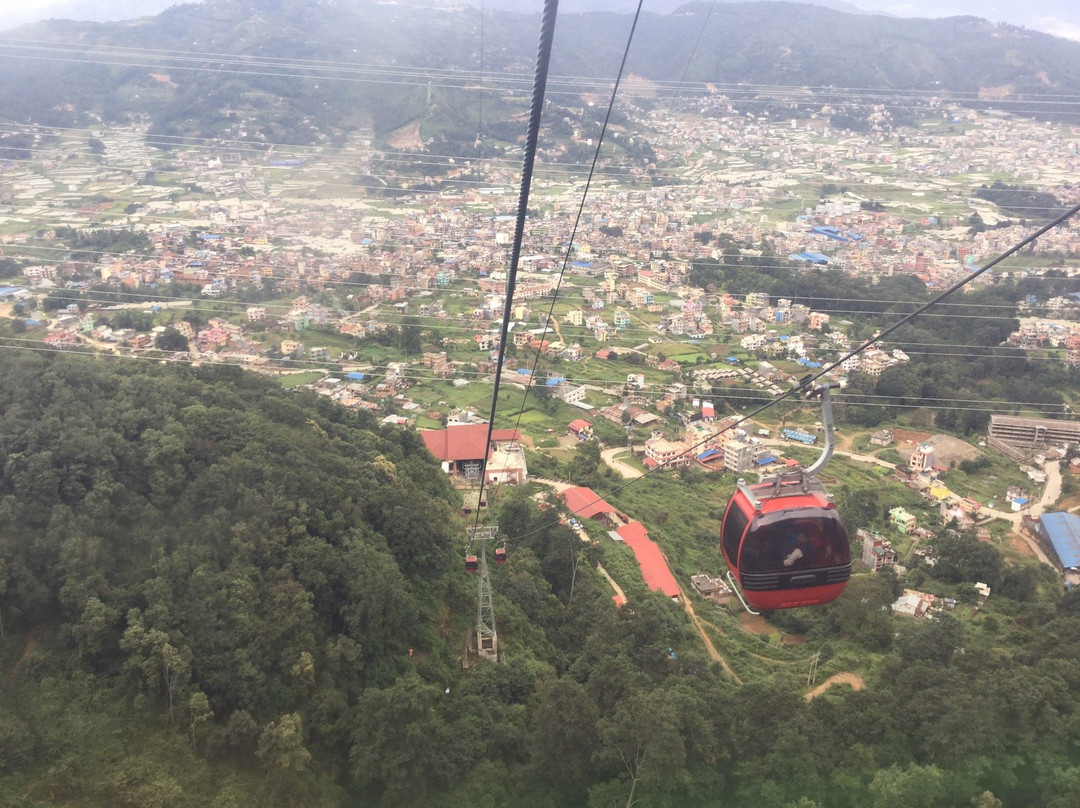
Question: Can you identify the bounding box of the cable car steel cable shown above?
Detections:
[466,0,560,568]
[505,202,1080,589]
[6,5,1079,608]
[476,0,647,520]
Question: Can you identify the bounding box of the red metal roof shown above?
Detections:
[559,486,616,519]
[616,520,681,598]
[568,418,592,433]
[420,424,520,462]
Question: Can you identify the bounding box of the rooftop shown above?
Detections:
[616,520,681,599]
[1040,511,1080,569]
[420,424,520,462]
[560,486,616,519]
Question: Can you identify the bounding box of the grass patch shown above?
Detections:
[279,370,326,388]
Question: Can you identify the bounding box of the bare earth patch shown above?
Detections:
[1009,533,1036,558]
[892,428,932,447]
[896,431,981,466]
[386,122,423,150]
[739,612,777,635]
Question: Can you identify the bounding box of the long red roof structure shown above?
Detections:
[559,486,616,519]
[616,520,681,599]
[420,424,521,462]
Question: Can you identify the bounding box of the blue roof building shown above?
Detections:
[1039,512,1080,569]
[812,225,849,242]
[788,251,830,265]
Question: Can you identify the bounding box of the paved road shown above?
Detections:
[975,460,1061,566]
[834,450,898,470]
[529,477,574,494]
[1036,459,1063,517]
[601,447,643,479]
[532,476,739,677]
[597,564,626,602]
[763,438,898,471]
[767,439,1063,567]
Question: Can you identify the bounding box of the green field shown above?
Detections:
[278,370,326,388]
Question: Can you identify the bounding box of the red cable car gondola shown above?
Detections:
[494,546,507,564]
[722,479,850,611]
[464,554,479,572]
[721,384,851,612]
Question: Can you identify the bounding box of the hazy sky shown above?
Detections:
[0,0,1077,42]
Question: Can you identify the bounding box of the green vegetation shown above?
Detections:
[2,352,1080,807]
[0,0,1078,158]
[279,370,327,388]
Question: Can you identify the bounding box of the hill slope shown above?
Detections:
[1,0,1079,150]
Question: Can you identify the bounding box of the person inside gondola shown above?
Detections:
[782,530,817,568]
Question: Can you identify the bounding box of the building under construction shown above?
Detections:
[988,415,1080,460]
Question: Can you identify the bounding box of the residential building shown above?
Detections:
[909,443,935,474]
[858,529,896,571]
[644,436,689,469]
[889,506,917,534]
[870,429,894,446]
[554,382,588,405]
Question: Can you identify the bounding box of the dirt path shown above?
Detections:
[6,624,41,685]
[596,563,626,603]
[683,595,741,683]
[980,460,1061,567]
[739,612,777,634]
[804,672,865,701]
[531,478,739,680]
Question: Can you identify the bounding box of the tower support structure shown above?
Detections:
[468,526,499,661]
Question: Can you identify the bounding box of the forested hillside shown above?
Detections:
[3,0,1080,152]
[1,351,1080,807]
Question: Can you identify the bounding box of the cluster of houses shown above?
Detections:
[1006,313,1080,367]
[891,583,990,619]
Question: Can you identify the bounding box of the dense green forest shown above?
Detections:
[2,352,1080,807]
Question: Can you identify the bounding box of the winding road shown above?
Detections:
[601,447,644,479]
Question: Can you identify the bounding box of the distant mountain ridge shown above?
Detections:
[1,0,1079,150]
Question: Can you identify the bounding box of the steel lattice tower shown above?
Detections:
[469,526,499,661]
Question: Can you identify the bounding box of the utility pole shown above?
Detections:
[807,651,821,688]
[468,525,499,662]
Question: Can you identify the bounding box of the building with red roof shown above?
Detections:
[616,521,681,600]
[559,486,617,521]
[420,424,527,484]
[568,418,593,438]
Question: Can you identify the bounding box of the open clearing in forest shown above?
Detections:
[739,612,777,634]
